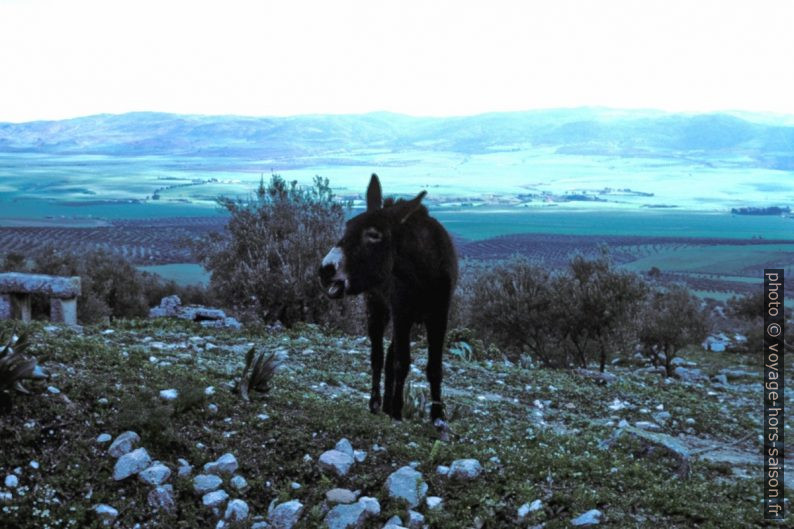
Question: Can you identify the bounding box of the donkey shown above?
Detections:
[319,174,458,428]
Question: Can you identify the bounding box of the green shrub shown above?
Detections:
[195,174,356,328]
[638,284,709,376]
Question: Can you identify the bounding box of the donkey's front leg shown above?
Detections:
[366,293,389,414]
[389,316,413,420]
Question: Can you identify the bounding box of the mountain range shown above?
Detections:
[1,108,794,170]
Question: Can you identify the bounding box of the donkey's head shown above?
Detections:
[319,174,426,298]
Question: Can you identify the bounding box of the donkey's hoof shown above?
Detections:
[368,397,381,414]
[430,402,445,421]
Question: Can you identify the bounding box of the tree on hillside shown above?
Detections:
[195,174,350,326]
[558,253,646,371]
[638,284,708,377]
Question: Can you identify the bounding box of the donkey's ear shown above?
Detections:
[366,173,382,211]
[396,191,427,224]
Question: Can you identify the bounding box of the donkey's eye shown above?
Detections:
[363,227,383,244]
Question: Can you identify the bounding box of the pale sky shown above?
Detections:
[1,0,793,122]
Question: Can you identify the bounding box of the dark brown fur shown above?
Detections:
[319,174,457,422]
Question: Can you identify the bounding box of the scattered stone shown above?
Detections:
[46,386,61,394]
[335,438,354,457]
[358,496,381,516]
[205,386,216,396]
[384,515,403,527]
[203,489,230,509]
[204,453,239,476]
[518,499,543,519]
[674,367,707,382]
[291,482,301,490]
[653,411,672,424]
[113,448,152,481]
[257,413,270,421]
[5,474,19,488]
[385,466,427,508]
[177,459,193,478]
[448,459,483,480]
[94,504,119,526]
[426,496,443,510]
[108,431,140,458]
[713,374,729,385]
[208,403,219,414]
[600,426,690,477]
[96,433,112,444]
[194,474,224,494]
[573,368,617,383]
[326,488,357,504]
[160,388,179,401]
[608,398,629,411]
[406,510,424,529]
[353,449,367,463]
[29,461,39,470]
[147,484,176,514]
[324,502,368,529]
[319,450,355,477]
[571,509,603,526]
[617,419,629,428]
[225,499,250,522]
[268,499,304,529]
[139,463,171,485]
[230,475,248,491]
[0,491,12,503]
[634,421,662,432]
[436,465,450,476]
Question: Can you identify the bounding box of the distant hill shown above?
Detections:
[2,108,794,169]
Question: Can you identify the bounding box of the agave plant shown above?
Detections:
[237,347,278,401]
[0,328,48,395]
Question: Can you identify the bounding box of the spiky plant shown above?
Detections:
[238,347,278,401]
[0,328,48,397]
[402,380,429,420]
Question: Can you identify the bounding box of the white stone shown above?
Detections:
[318,449,354,477]
[108,431,140,458]
[113,448,152,481]
[385,466,427,508]
[230,475,248,491]
[203,489,229,509]
[193,474,223,494]
[358,496,380,516]
[4,474,18,488]
[224,499,250,522]
[448,458,483,480]
[571,509,604,526]
[96,433,112,444]
[407,510,424,529]
[147,484,176,513]
[268,499,304,529]
[94,504,119,526]
[159,388,178,401]
[353,449,367,463]
[335,438,354,457]
[426,496,443,510]
[205,386,216,396]
[204,453,238,475]
[138,463,171,485]
[435,465,450,476]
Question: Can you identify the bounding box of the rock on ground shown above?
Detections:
[268,499,304,529]
[571,509,604,526]
[147,485,176,514]
[324,501,372,529]
[194,474,224,494]
[204,453,239,475]
[203,489,230,509]
[107,431,140,458]
[335,438,354,457]
[94,504,119,526]
[326,488,357,504]
[225,499,250,522]
[449,458,483,480]
[385,466,428,508]
[113,448,152,481]
[319,449,355,477]
[138,463,171,485]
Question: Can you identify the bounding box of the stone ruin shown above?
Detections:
[0,272,82,326]
[149,295,242,329]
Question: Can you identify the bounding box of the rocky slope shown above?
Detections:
[0,319,789,528]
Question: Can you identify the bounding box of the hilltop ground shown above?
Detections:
[0,318,790,528]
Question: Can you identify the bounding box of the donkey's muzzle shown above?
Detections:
[318,264,345,299]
